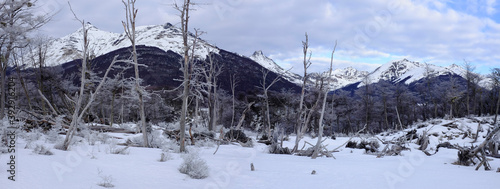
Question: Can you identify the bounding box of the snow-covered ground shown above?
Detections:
[1,117,499,189]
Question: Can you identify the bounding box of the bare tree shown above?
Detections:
[292,33,312,153]
[174,0,195,152]
[26,35,51,113]
[122,0,149,147]
[11,48,32,111]
[61,5,119,150]
[259,68,281,138]
[0,0,51,119]
[312,41,336,159]
[200,48,222,131]
[463,60,476,116]
[230,73,238,128]
[491,68,500,124]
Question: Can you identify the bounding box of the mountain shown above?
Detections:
[249,51,370,90]
[362,59,465,86]
[43,23,218,67]
[330,67,368,89]
[28,23,491,93]
[34,23,301,94]
[249,50,302,85]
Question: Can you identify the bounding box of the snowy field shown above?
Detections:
[1,118,500,189]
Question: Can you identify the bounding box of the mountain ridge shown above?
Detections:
[32,23,491,91]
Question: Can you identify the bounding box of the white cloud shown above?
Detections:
[486,0,497,15]
[39,0,500,74]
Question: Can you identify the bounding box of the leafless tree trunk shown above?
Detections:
[175,0,194,153]
[292,33,312,153]
[493,69,500,125]
[230,74,238,128]
[11,50,32,111]
[235,101,254,130]
[312,41,336,159]
[463,61,476,116]
[122,0,149,147]
[202,48,222,131]
[259,68,281,138]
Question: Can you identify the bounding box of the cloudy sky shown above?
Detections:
[38,0,499,74]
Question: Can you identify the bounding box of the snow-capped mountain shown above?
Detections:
[249,51,302,85]
[357,59,469,87]
[34,22,490,92]
[249,51,370,90]
[330,67,368,89]
[41,23,218,67]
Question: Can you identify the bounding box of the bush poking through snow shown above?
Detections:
[345,140,380,153]
[97,169,114,188]
[108,140,130,155]
[179,152,209,179]
[158,152,173,162]
[33,144,53,155]
[269,143,291,154]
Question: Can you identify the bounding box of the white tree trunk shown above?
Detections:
[312,42,336,159]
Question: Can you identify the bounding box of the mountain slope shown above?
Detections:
[43,23,218,67]
[249,51,302,85]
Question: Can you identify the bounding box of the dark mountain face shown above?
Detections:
[57,45,301,94]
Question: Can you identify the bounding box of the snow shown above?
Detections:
[249,51,369,90]
[2,117,500,189]
[249,50,303,85]
[38,23,219,67]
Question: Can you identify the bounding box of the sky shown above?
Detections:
[36,0,500,75]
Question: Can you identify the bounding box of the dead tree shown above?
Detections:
[491,68,500,125]
[292,33,312,153]
[122,0,149,147]
[460,124,500,170]
[175,0,195,153]
[312,41,336,159]
[230,74,238,127]
[61,6,119,150]
[201,47,222,131]
[259,68,281,138]
[0,0,51,119]
[235,101,254,130]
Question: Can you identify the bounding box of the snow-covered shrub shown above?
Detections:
[53,140,65,150]
[158,152,173,162]
[97,169,114,188]
[46,115,64,143]
[195,138,216,148]
[157,122,177,130]
[82,130,110,146]
[107,139,129,155]
[179,152,209,179]
[161,142,180,153]
[25,128,43,143]
[148,130,167,148]
[46,128,62,144]
[32,144,53,155]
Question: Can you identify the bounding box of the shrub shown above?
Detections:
[33,144,54,155]
[179,152,209,179]
[108,140,129,155]
[97,169,114,188]
[158,152,173,162]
